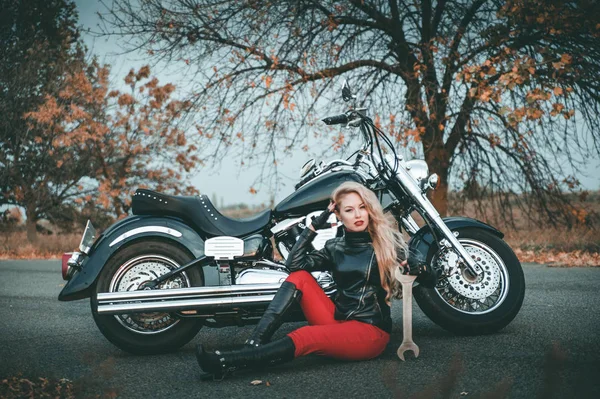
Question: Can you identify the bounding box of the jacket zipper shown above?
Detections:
[346,251,375,320]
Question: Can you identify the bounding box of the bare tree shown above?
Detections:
[100,0,600,226]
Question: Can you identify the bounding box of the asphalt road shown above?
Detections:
[0,260,599,398]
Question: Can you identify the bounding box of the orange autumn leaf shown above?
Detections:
[264,75,273,89]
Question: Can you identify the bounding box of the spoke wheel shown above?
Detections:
[413,228,525,335]
[91,239,204,354]
[434,239,509,315]
[109,255,191,334]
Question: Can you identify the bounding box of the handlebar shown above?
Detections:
[322,114,349,125]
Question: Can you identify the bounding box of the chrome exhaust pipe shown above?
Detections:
[97,294,277,315]
[96,283,282,315]
[98,283,282,301]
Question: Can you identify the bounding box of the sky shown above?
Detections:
[74,1,600,208]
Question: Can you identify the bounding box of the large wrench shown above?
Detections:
[394,267,419,361]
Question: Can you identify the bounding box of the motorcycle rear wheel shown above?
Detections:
[413,228,525,335]
[91,239,204,354]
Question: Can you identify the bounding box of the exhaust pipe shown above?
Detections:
[96,283,282,315]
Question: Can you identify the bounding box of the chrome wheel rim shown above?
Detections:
[108,255,191,334]
[433,239,509,315]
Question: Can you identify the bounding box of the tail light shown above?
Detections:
[62,253,72,280]
[61,252,83,280]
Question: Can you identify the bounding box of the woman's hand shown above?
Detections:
[403,251,431,276]
[309,201,336,231]
[326,201,336,213]
[399,260,408,274]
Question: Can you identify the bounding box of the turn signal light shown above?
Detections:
[62,252,73,280]
[61,252,83,280]
[427,174,439,190]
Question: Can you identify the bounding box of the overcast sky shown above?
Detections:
[74,1,600,208]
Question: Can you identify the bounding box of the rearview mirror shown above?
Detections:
[341,80,355,102]
[300,159,316,178]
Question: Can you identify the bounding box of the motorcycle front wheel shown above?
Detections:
[413,228,525,335]
[90,239,204,354]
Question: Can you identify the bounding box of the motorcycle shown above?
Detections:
[59,81,525,354]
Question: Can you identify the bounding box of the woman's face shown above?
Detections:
[335,192,370,233]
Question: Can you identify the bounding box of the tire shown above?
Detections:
[413,228,525,335]
[91,239,204,354]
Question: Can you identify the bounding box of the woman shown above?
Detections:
[196,181,409,379]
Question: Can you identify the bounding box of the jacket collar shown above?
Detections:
[343,227,372,246]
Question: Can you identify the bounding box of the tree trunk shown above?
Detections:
[25,208,38,243]
[430,179,449,216]
[424,146,451,216]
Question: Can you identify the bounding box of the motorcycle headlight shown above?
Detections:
[384,155,435,191]
[405,160,429,183]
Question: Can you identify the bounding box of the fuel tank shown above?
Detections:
[273,170,365,218]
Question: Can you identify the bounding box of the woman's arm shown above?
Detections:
[286,202,336,272]
[285,228,334,272]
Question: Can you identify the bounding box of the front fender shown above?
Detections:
[408,216,504,268]
[58,215,206,301]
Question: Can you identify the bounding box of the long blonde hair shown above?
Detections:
[331,182,407,305]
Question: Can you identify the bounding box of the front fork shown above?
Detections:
[390,163,483,277]
[375,150,482,277]
[401,211,482,276]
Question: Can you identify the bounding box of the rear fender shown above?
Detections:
[58,216,206,301]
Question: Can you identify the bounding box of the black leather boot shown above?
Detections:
[196,336,296,380]
[244,281,301,347]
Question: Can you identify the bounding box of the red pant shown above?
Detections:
[285,271,390,360]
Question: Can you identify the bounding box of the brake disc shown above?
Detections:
[446,245,501,300]
[110,256,187,333]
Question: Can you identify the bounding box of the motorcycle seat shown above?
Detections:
[131,189,272,237]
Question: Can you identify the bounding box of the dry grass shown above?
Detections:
[446,192,600,267]
[0,231,80,259]
[1,198,598,266]
[504,226,600,267]
[503,225,599,253]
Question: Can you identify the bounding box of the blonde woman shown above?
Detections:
[196,181,411,379]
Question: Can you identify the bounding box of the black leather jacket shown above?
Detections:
[286,227,392,333]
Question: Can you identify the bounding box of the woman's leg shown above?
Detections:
[197,336,296,379]
[245,280,301,346]
[285,270,340,326]
[197,272,387,377]
[245,270,338,346]
[287,321,390,360]
[196,321,389,378]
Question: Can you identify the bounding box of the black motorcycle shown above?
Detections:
[59,81,525,354]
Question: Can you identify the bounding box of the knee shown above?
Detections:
[285,270,312,286]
